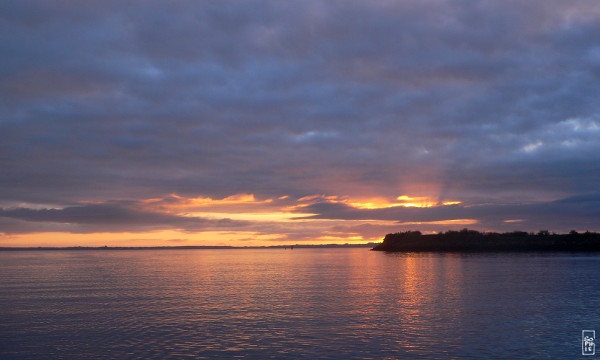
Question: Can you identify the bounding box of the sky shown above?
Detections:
[1,0,600,247]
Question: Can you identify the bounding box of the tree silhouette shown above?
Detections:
[373,229,600,252]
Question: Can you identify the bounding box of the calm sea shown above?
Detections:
[1,248,599,359]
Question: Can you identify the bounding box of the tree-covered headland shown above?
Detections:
[372,229,600,252]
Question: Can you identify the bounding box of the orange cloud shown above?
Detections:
[295,194,461,210]
[0,192,469,247]
[398,219,478,226]
[142,193,314,223]
[140,193,289,217]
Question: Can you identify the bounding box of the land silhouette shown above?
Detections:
[372,229,600,252]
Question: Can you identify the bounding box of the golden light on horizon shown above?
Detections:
[345,195,443,209]
[294,194,462,210]
[342,195,462,209]
[398,219,478,226]
[181,211,316,222]
[0,229,379,248]
[0,192,468,247]
[346,198,401,209]
[166,193,272,207]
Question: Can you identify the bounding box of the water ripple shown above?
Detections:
[1,249,598,358]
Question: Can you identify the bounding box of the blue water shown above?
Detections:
[1,249,599,359]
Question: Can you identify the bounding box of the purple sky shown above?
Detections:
[1,1,600,245]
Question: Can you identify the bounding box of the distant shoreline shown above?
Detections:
[0,243,377,251]
[372,229,600,252]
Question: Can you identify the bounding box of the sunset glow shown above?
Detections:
[3,3,600,360]
[1,1,600,247]
[0,189,474,246]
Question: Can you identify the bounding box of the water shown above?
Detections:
[1,248,598,359]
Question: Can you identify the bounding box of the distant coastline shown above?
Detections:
[372,229,600,252]
[0,243,377,251]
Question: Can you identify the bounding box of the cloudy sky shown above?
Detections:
[1,1,600,246]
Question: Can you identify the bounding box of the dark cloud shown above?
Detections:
[301,194,600,233]
[0,202,248,234]
[1,1,600,238]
